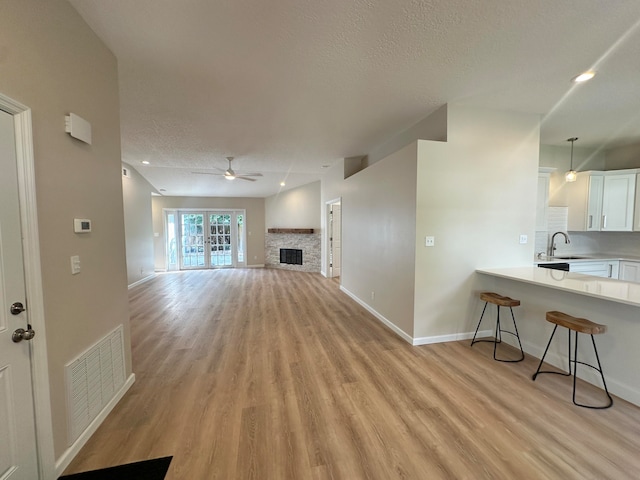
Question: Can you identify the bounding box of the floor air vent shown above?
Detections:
[66,325,125,445]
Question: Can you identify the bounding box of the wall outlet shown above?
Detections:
[519,234,528,244]
[425,236,435,247]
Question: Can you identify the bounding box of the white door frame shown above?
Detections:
[1,93,55,479]
[325,197,342,278]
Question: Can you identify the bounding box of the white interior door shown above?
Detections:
[0,109,39,479]
[331,203,342,277]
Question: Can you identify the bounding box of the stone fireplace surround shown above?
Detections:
[265,229,321,272]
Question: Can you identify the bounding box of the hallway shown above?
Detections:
[64,269,640,479]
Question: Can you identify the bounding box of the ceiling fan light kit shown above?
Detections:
[191,156,263,182]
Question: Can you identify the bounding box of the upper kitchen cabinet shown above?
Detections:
[567,169,637,232]
[602,172,636,231]
[567,171,604,231]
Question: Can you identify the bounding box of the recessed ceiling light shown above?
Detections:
[159,188,166,192]
[280,181,286,186]
[572,71,596,83]
[141,160,150,165]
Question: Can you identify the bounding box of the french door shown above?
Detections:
[174,210,245,270]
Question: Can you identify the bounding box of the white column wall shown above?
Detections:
[413,106,541,341]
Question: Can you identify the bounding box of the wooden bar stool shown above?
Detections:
[532,311,613,409]
[470,292,525,362]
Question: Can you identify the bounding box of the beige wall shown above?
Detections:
[341,143,418,337]
[0,0,131,460]
[265,181,321,230]
[152,196,266,269]
[366,104,448,167]
[413,105,540,339]
[122,164,155,285]
[605,141,640,170]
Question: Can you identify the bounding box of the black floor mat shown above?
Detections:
[58,456,172,480]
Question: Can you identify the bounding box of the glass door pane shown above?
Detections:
[166,212,178,270]
[237,214,244,264]
[180,213,206,269]
[209,213,233,267]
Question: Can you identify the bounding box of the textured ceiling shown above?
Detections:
[68,0,640,197]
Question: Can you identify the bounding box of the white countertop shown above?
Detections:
[534,253,640,264]
[477,267,640,307]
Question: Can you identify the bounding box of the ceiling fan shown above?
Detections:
[192,157,263,182]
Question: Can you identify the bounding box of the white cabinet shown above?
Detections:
[567,171,603,231]
[536,172,550,231]
[619,261,640,283]
[569,260,619,278]
[601,173,636,231]
[586,174,604,230]
[567,170,637,232]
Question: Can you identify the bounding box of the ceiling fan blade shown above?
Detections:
[237,172,263,177]
[191,171,224,176]
[236,176,257,182]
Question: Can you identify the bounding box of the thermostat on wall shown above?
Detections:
[74,218,92,233]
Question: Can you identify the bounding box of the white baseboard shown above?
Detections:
[413,330,493,346]
[340,286,494,346]
[55,373,135,477]
[128,273,156,289]
[340,286,414,344]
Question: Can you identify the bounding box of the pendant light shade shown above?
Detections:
[565,137,578,182]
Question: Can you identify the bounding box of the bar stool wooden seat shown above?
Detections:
[532,311,613,409]
[470,292,525,362]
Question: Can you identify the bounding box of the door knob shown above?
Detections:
[12,324,35,343]
[10,302,25,315]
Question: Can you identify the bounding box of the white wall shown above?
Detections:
[341,143,418,338]
[151,196,265,270]
[413,105,541,340]
[122,164,155,285]
[265,181,321,230]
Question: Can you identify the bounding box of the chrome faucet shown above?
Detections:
[548,231,570,257]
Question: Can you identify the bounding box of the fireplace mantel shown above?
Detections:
[267,228,314,234]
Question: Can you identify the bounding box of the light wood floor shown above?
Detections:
[64,268,640,479]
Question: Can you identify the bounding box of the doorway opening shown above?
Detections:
[326,198,342,279]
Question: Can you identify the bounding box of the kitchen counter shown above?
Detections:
[534,253,640,264]
[476,266,640,407]
[477,267,640,307]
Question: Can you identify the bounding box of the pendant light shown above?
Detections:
[565,137,578,182]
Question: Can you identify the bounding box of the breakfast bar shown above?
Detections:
[476,267,640,407]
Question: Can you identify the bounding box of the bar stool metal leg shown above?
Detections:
[471,301,524,363]
[533,323,613,409]
[532,325,571,380]
[571,333,613,409]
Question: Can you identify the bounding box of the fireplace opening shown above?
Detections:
[280,248,303,265]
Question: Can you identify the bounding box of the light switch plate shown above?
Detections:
[519,234,528,244]
[425,236,435,247]
[70,255,81,275]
